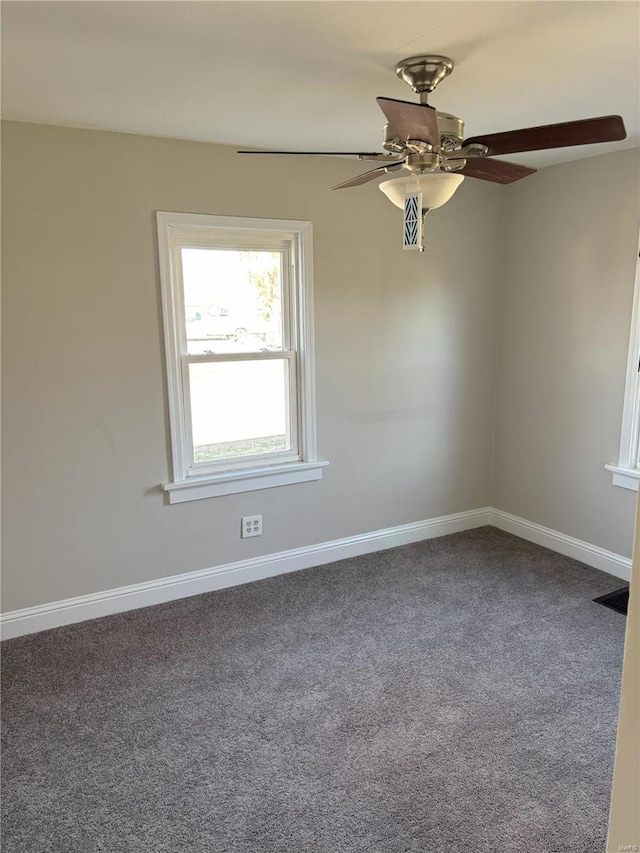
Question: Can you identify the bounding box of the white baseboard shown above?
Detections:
[0,507,492,640]
[2,507,630,640]
[489,508,632,583]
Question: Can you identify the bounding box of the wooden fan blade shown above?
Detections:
[376,97,440,146]
[331,161,405,191]
[464,115,626,157]
[458,158,537,184]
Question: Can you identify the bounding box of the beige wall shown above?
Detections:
[1,121,505,612]
[492,148,640,557]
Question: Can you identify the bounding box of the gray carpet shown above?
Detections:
[1,527,627,853]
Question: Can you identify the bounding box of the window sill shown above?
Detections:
[605,464,640,492]
[162,460,329,503]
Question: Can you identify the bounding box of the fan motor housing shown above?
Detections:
[382,112,464,155]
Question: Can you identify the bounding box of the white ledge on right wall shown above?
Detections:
[605,464,640,492]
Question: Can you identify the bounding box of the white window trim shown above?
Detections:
[156,211,327,502]
[606,248,640,491]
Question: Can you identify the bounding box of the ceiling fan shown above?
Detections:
[238,54,626,190]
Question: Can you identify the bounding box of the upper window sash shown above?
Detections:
[172,237,294,352]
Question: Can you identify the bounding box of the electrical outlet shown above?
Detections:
[241,515,262,538]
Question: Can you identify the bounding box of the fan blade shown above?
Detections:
[464,115,626,157]
[376,97,440,146]
[331,161,405,191]
[458,158,537,184]
[237,150,398,162]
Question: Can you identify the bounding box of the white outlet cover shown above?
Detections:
[241,515,262,538]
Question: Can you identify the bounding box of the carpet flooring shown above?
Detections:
[1,527,627,853]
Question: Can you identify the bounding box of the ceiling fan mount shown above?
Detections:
[395,54,455,100]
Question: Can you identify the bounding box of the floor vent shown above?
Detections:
[593,587,629,615]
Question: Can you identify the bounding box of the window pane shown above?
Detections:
[181,249,283,355]
[188,360,291,464]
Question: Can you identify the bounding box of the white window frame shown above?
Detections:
[156,211,327,503]
[606,248,640,491]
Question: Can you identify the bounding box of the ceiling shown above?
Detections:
[2,1,639,169]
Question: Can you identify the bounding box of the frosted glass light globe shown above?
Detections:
[379,172,464,212]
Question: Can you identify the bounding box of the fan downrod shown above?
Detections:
[395,55,454,102]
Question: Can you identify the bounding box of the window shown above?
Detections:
[607,251,640,491]
[157,212,327,503]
